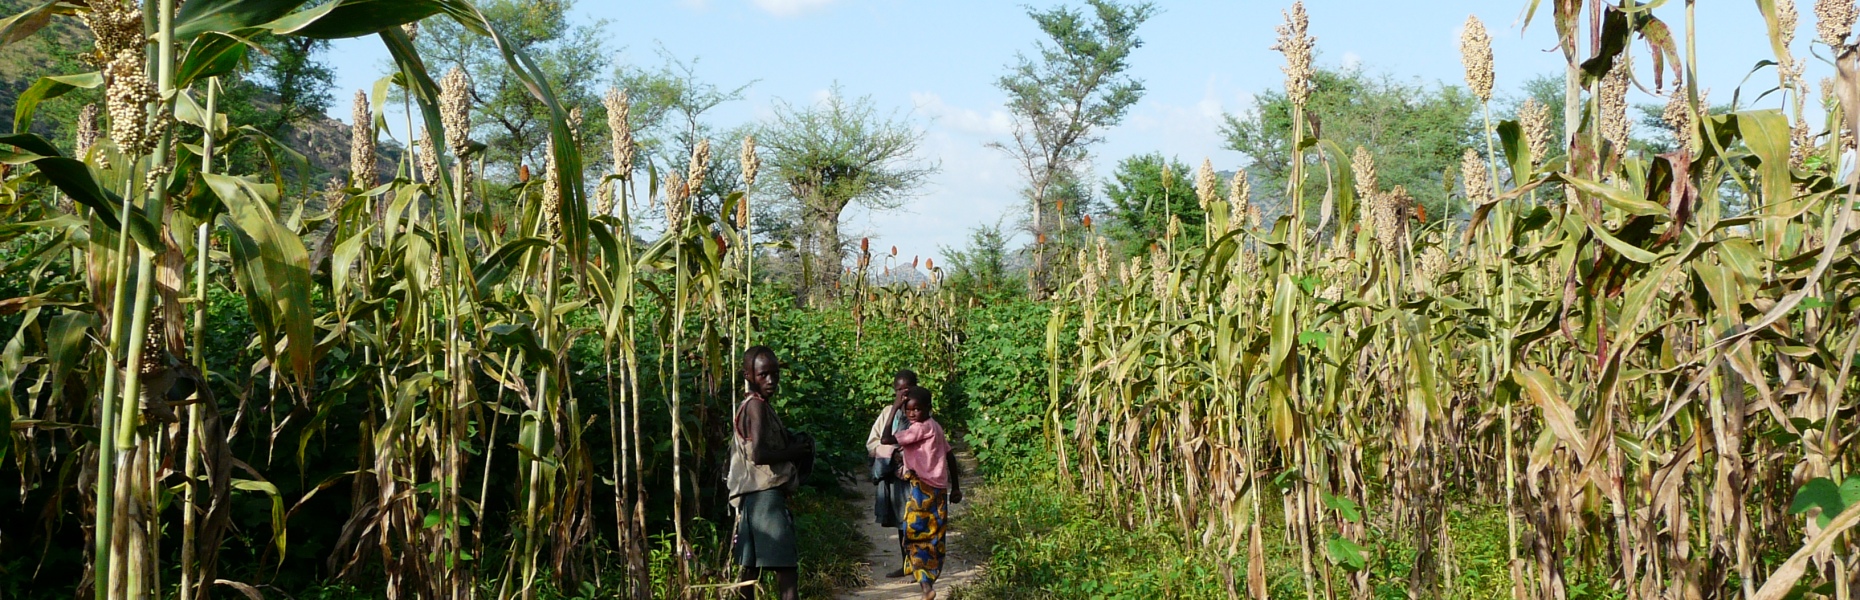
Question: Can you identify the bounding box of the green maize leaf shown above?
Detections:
[175,0,311,39]
[13,71,99,134]
[230,478,287,558]
[1497,119,1529,181]
[1555,173,1669,217]
[176,32,254,88]
[330,224,372,305]
[0,134,159,247]
[1735,109,1792,220]
[206,173,316,385]
[0,0,68,48]
[284,0,443,39]
[1267,274,1295,377]
[1570,206,1667,264]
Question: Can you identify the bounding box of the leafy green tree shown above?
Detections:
[756,86,935,305]
[995,0,1155,292]
[940,221,1018,302]
[248,35,336,136]
[1101,153,1206,256]
[1221,66,1477,224]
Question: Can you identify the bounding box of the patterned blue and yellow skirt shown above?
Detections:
[901,478,948,585]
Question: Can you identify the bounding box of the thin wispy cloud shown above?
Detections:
[751,0,838,17]
[911,92,1013,136]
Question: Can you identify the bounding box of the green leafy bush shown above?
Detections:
[949,300,1069,473]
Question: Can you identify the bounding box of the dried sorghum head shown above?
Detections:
[440,67,472,156]
[1600,61,1630,151]
[1194,158,1217,212]
[604,88,634,178]
[1460,15,1494,103]
[1521,98,1552,163]
[1274,2,1315,107]
[350,91,376,189]
[1816,0,1857,46]
[419,127,442,185]
[686,139,711,201]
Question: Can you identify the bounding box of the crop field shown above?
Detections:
[0,0,1857,599]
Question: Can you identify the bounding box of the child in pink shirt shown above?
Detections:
[880,387,961,600]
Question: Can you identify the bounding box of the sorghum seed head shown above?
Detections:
[427,240,443,289]
[1662,89,1695,150]
[1194,158,1217,212]
[349,91,376,189]
[1600,61,1630,150]
[604,88,634,178]
[596,180,615,217]
[1460,15,1494,103]
[1780,0,1801,48]
[687,139,711,200]
[77,104,100,158]
[1228,171,1250,231]
[1816,0,1857,46]
[1460,149,1491,206]
[542,140,562,239]
[1791,117,1813,170]
[1351,146,1378,200]
[440,68,472,156]
[663,171,688,230]
[138,312,167,377]
[82,0,143,61]
[1521,98,1552,163]
[1274,2,1315,107]
[1160,163,1174,189]
[740,134,760,188]
[418,127,441,185]
[105,50,156,156]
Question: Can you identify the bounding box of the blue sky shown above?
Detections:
[322,0,1832,266]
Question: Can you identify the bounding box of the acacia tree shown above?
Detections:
[758,87,935,305]
[994,0,1155,295]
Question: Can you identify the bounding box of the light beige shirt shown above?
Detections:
[866,405,901,458]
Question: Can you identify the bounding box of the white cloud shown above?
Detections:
[1342,51,1362,70]
[750,0,838,17]
[911,92,1014,136]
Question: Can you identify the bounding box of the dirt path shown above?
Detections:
[838,454,985,600]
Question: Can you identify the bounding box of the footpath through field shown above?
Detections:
[838,451,985,599]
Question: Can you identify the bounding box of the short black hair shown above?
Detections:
[904,386,932,412]
[894,369,919,385]
[742,346,777,382]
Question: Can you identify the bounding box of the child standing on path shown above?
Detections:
[880,387,962,600]
[728,346,815,600]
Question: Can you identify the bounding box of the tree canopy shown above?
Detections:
[1221,66,1478,224]
[757,86,936,304]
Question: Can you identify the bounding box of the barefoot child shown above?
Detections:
[880,387,962,599]
[728,346,814,600]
